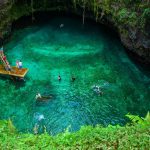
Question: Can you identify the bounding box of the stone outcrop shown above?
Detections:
[0,0,149,63]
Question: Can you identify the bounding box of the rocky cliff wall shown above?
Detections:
[0,0,150,63]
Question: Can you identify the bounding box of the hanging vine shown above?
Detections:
[44,0,47,10]
[73,0,101,24]
[73,0,77,10]
[93,0,96,14]
[31,0,34,22]
[82,0,86,25]
[11,0,15,7]
[93,0,100,22]
[96,5,100,22]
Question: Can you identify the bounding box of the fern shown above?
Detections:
[144,111,150,124]
[8,118,16,133]
[126,112,150,126]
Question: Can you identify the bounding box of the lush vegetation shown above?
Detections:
[2,0,150,26]
[0,113,150,149]
[0,1,150,149]
[72,0,150,29]
[0,0,150,38]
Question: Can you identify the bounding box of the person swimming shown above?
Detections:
[58,75,61,81]
[92,85,103,95]
[71,76,76,82]
[36,93,42,99]
[97,86,103,95]
[59,24,64,28]
[38,114,45,121]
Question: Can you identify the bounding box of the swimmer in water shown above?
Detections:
[60,24,64,28]
[38,114,45,121]
[36,93,42,99]
[71,76,76,82]
[92,85,103,95]
[97,86,103,95]
[58,75,61,81]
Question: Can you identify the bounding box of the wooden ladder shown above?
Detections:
[0,50,10,70]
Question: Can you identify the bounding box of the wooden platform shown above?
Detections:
[0,64,28,78]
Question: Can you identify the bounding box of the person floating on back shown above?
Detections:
[35,93,52,101]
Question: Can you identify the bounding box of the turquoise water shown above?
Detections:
[1,17,150,134]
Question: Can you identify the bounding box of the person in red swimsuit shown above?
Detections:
[3,55,6,62]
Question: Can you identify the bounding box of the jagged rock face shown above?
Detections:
[0,0,11,42]
[120,25,150,63]
[0,0,149,63]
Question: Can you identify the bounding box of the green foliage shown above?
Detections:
[9,3,31,20]
[142,8,150,19]
[123,0,141,6]
[7,119,16,133]
[1,0,149,35]
[0,113,149,149]
[140,8,150,27]
[72,0,77,10]
[117,8,137,26]
[145,111,150,122]
[73,0,149,29]
[118,8,128,21]
[126,111,150,126]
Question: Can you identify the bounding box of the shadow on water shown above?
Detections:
[126,50,150,78]
[0,75,27,89]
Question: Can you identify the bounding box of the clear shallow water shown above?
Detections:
[1,17,150,134]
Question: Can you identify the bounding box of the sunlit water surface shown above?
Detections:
[1,17,150,134]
